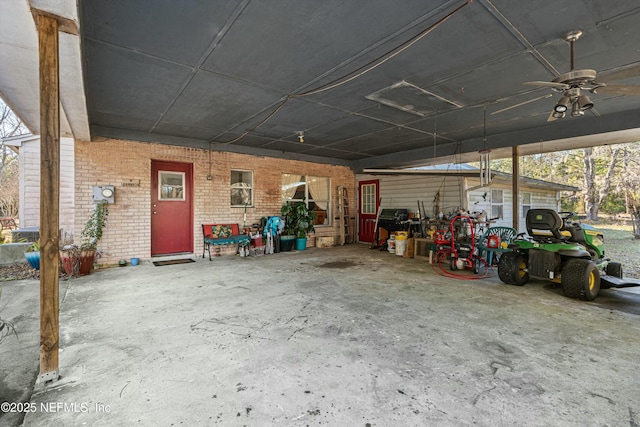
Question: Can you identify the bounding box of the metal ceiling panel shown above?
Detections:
[161,70,281,133]
[200,0,442,93]
[54,0,640,167]
[81,0,241,66]
[84,40,193,128]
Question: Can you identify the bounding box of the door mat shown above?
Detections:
[153,259,196,267]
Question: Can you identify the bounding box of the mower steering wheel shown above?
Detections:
[558,211,576,219]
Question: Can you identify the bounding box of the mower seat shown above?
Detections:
[526,209,567,242]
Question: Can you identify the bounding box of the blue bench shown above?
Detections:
[202,224,250,260]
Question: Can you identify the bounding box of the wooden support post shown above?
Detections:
[512,145,520,230]
[38,13,61,383]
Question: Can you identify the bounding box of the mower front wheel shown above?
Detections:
[606,261,623,278]
[561,259,600,301]
[497,252,529,286]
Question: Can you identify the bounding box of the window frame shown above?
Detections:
[282,174,332,227]
[230,169,254,207]
[491,189,504,220]
[522,192,532,218]
[158,170,186,201]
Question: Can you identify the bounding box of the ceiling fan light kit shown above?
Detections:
[523,29,640,122]
[554,96,571,113]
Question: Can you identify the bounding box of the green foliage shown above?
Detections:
[281,201,316,238]
[80,201,109,250]
[280,203,295,235]
[600,193,626,215]
[26,239,40,252]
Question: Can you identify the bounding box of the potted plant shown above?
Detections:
[59,241,80,276]
[77,201,109,275]
[24,239,40,270]
[279,203,297,252]
[291,201,316,251]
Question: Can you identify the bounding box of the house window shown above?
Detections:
[231,170,253,206]
[491,189,504,219]
[522,192,532,218]
[159,171,185,200]
[282,174,331,225]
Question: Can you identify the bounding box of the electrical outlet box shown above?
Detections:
[92,185,115,204]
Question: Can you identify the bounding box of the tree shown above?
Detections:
[487,144,631,221]
[0,99,28,217]
[581,146,622,221]
[620,145,640,238]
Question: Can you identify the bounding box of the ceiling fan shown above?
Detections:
[524,30,640,121]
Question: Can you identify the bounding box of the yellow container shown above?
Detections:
[395,231,408,240]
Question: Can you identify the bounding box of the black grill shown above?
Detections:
[378,209,409,231]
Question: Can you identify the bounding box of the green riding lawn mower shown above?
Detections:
[497,209,640,301]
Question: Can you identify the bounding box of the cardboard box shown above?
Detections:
[316,236,335,248]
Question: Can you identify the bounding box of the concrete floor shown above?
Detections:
[2,244,640,426]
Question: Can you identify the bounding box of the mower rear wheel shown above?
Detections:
[561,259,600,301]
[498,252,529,286]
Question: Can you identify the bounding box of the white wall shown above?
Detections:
[467,180,560,231]
[357,174,465,218]
[14,136,75,237]
[357,173,563,234]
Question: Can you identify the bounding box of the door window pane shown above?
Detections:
[361,184,376,214]
[159,171,185,200]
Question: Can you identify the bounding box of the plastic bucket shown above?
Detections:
[395,238,406,256]
[387,235,396,253]
[396,231,408,240]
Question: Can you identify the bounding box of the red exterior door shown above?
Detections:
[151,161,194,256]
[358,180,379,243]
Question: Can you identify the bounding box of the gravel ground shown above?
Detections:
[595,224,640,279]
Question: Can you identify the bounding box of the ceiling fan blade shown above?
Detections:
[524,81,568,89]
[592,84,640,96]
[547,110,559,122]
[598,63,640,82]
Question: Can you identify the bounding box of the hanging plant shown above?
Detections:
[80,201,109,251]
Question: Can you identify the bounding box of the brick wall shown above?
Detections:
[75,139,355,264]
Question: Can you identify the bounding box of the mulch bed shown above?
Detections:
[0,263,40,281]
[0,263,73,282]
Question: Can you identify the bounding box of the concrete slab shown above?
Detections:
[0,243,31,266]
[2,245,639,426]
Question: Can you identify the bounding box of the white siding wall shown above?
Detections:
[357,174,465,217]
[519,191,559,231]
[18,137,75,237]
[357,173,563,234]
[466,179,560,231]
[467,186,513,228]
